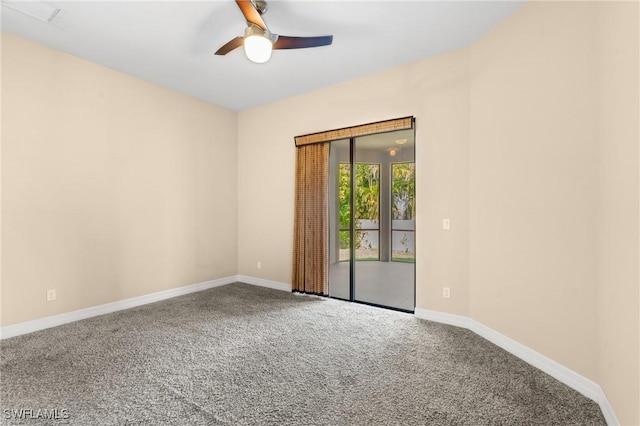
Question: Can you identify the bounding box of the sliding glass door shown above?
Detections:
[328,130,415,312]
[328,139,351,300]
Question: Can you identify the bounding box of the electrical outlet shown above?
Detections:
[46,289,56,302]
[442,219,451,230]
[442,287,451,299]
[257,261,262,270]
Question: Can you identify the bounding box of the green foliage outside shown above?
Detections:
[391,163,415,220]
[338,163,351,231]
[338,162,415,261]
[354,163,380,223]
[340,163,415,236]
[339,163,380,250]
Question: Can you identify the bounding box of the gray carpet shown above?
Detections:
[1,282,605,425]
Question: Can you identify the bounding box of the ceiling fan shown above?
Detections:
[215,0,333,63]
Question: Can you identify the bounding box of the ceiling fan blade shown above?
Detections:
[272,35,333,50]
[236,0,267,31]
[215,37,244,55]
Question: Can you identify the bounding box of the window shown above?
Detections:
[355,163,380,261]
[391,162,415,263]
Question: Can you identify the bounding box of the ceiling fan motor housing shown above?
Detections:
[252,0,268,15]
[245,23,272,41]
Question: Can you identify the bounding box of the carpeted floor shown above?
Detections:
[1,283,605,425]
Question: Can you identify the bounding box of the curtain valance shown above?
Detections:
[294,116,414,147]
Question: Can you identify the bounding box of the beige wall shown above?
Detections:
[596,2,640,425]
[238,2,638,424]
[1,33,238,326]
[469,0,600,381]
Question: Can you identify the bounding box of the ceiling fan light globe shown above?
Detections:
[244,35,272,63]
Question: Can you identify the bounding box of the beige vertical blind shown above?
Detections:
[292,142,330,295]
[294,116,414,147]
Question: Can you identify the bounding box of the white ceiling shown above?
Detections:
[1,0,524,112]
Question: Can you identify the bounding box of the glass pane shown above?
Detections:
[355,230,379,261]
[329,139,351,300]
[392,162,415,221]
[355,163,380,224]
[339,230,350,262]
[391,219,415,231]
[392,231,415,263]
[354,131,415,312]
[338,163,351,229]
[330,130,415,312]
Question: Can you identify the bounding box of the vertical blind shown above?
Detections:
[292,143,330,294]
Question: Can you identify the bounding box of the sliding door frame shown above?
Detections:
[295,116,416,313]
[349,137,356,302]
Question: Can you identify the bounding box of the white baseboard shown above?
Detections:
[598,396,620,426]
[0,276,237,340]
[414,308,619,426]
[236,275,291,292]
